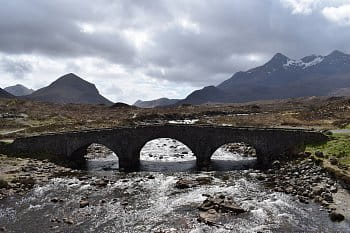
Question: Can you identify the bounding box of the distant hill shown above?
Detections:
[110,102,138,109]
[178,50,350,105]
[5,84,34,96]
[0,88,14,99]
[329,87,350,97]
[25,73,113,105]
[133,98,180,108]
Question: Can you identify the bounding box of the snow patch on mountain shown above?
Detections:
[283,56,324,69]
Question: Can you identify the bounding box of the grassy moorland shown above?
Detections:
[306,132,350,166]
[1,96,350,140]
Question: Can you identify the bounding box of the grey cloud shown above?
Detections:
[0,57,33,79]
[1,0,350,91]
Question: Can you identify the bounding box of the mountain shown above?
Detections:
[133,98,180,108]
[329,87,350,97]
[5,84,34,96]
[25,73,113,105]
[178,50,350,105]
[0,88,14,99]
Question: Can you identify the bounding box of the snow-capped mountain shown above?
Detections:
[177,50,350,105]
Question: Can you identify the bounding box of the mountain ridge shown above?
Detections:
[0,88,14,99]
[134,98,180,108]
[5,84,34,96]
[176,50,350,105]
[25,73,113,105]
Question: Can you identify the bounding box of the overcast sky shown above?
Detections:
[1,0,350,104]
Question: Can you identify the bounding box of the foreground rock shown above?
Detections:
[257,157,349,222]
[175,176,213,189]
[0,154,76,200]
[329,211,345,222]
[198,194,246,225]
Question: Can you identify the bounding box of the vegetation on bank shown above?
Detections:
[306,132,350,166]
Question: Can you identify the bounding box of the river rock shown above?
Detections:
[329,211,345,222]
[315,151,324,158]
[63,218,74,224]
[94,179,109,187]
[272,160,281,169]
[79,199,89,208]
[175,179,194,189]
[195,176,213,185]
[329,157,338,165]
[199,195,246,215]
[198,209,218,225]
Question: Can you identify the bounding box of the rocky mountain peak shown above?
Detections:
[4,84,34,96]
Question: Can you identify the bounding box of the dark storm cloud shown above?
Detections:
[1,0,350,87]
[0,0,136,64]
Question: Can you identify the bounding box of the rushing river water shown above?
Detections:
[1,139,350,233]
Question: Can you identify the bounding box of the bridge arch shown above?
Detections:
[69,142,119,168]
[138,137,197,171]
[210,142,257,170]
[140,137,195,161]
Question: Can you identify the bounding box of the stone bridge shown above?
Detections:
[2,124,328,171]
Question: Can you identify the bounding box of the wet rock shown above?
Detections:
[199,195,246,215]
[14,177,35,189]
[272,160,281,169]
[0,179,9,189]
[198,209,218,225]
[94,179,109,187]
[79,199,89,208]
[329,157,338,165]
[50,198,59,203]
[175,179,194,189]
[329,211,345,222]
[312,185,324,196]
[63,218,74,224]
[330,186,338,193]
[315,151,324,158]
[121,201,128,206]
[195,176,213,185]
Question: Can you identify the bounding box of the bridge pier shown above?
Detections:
[196,156,211,168]
[119,156,140,172]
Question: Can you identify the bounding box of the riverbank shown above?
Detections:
[0,154,76,200]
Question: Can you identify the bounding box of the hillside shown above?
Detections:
[134,98,180,108]
[178,50,350,105]
[0,88,14,99]
[25,73,113,105]
[5,84,34,96]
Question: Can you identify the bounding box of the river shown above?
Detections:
[0,139,349,232]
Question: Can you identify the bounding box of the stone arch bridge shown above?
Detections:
[2,125,328,171]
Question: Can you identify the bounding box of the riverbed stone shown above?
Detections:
[198,209,218,225]
[79,199,89,208]
[175,179,194,189]
[329,211,345,222]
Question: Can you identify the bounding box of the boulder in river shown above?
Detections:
[79,199,90,208]
[175,178,194,189]
[329,211,345,222]
[198,209,218,225]
[198,194,246,225]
